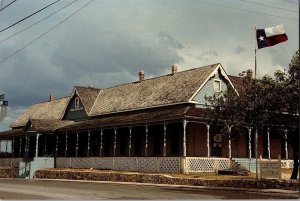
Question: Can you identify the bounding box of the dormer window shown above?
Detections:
[214,80,221,92]
[75,97,80,108]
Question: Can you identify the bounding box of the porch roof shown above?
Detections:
[56,107,191,132]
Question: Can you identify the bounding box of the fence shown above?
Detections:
[56,157,232,173]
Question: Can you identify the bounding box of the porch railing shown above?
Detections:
[56,157,232,173]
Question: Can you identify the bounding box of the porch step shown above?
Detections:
[232,158,260,173]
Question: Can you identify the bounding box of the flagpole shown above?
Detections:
[254,26,257,79]
[254,25,259,180]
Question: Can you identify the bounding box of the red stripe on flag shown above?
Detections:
[266,34,288,47]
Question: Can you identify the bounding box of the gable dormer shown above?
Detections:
[63,93,88,121]
[190,64,238,107]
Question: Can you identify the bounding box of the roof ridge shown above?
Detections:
[99,63,220,91]
[30,95,70,105]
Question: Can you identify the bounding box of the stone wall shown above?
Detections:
[0,167,18,178]
[34,169,299,191]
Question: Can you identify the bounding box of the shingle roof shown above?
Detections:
[57,107,189,132]
[11,97,70,128]
[28,119,75,132]
[228,75,245,94]
[74,86,100,114]
[10,63,222,130]
[89,64,219,116]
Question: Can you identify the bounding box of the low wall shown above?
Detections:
[34,169,299,191]
[0,167,18,178]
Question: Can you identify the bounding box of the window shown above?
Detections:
[214,80,221,92]
[75,97,80,108]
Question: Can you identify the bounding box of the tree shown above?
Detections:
[206,50,299,179]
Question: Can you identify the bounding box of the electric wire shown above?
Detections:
[240,0,297,13]
[0,0,17,12]
[0,0,95,64]
[0,0,79,45]
[282,0,299,4]
[192,0,297,21]
[0,0,60,33]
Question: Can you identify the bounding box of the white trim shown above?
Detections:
[189,63,239,102]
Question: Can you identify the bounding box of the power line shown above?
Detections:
[192,0,297,21]
[0,0,79,45]
[0,0,60,33]
[0,0,17,12]
[0,0,95,64]
[282,0,299,4]
[240,0,297,13]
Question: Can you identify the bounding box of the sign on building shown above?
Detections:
[260,155,281,179]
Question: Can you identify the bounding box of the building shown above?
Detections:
[0,63,294,174]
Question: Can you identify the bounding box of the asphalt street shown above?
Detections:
[0,179,298,199]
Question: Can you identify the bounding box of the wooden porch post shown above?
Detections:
[228,125,232,158]
[183,119,187,157]
[100,128,103,157]
[163,121,167,157]
[284,129,288,159]
[113,128,117,157]
[12,137,14,158]
[145,124,148,157]
[55,135,58,157]
[26,135,29,157]
[248,127,252,159]
[206,124,210,157]
[35,133,40,157]
[87,130,90,157]
[5,138,8,158]
[76,131,79,157]
[19,137,22,157]
[44,135,47,156]
[128,126,132,157]
[267,128,270,159]
[65,132,68,157]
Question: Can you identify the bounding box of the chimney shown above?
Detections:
[139,69,145,81]
[49,94,55,102]
[171,64,177,75]
[88,84,94,88]
[246,69,253,79]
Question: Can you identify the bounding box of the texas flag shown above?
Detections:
[256,25,288,49]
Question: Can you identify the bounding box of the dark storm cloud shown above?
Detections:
[51,27,184,84]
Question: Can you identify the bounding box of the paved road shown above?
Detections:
[0,179,298,199]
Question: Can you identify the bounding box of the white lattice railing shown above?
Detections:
[0,158,22,167]
[56,157,234,173]
[184,157,232,173]
[56,157,182,173]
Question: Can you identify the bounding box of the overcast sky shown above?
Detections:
[0,0,298,131]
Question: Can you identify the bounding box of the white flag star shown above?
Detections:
[259,36,264,41]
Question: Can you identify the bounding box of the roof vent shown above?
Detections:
[171,64,177,75]
[139,69,145,81]
[49,94,55,102]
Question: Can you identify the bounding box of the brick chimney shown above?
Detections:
[139,69,145,81]
[49,94,55,102]
[246,69,253,79]
[171,64,177,75]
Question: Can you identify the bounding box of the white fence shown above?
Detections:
[56,157,232,173]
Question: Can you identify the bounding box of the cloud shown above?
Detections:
[235,46,246,54]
